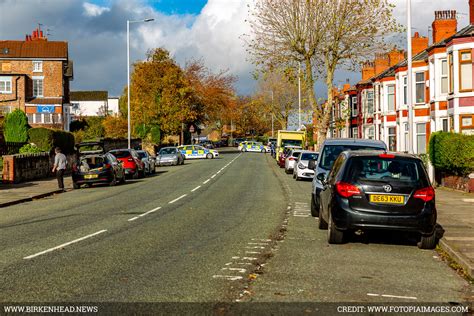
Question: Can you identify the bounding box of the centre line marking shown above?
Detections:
[367,293,417,300]
[24,230,107,259]
[138,206,161,217]
[191,185,201,192]
[212,275,243,281]
[211,174,216,178]
[169,194,187,204]
[203,179,211,184]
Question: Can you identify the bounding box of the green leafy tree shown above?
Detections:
[3,109,29,142]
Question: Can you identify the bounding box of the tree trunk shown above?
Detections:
[315,65,335,151]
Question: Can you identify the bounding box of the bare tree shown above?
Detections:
[246,0,400,148]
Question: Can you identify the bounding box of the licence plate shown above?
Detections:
[369,194,404,204]
[84,174,98,179]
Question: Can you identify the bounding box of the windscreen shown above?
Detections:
[160,148,177,155]
[346,156,425,185]
[281,139,302,147]
[301,153,319,161]
[110,150,131,158]
[319,145,385,170]
[137,151,146,159]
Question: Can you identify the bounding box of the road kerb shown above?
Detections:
[439,238,474,279]
[0,189,64,209]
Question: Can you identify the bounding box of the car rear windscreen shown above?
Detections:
[346,157,426,184]
[320,145,385,170]
[110,150,131,158]
[281,139,302,147]
[160,148,176,155]
[301,153,318,161]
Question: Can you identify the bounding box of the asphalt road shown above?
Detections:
[0,148,471,313]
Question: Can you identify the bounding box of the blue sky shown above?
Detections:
[147,0,207,15]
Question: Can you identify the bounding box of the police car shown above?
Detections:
[240,141,268,153]
[177,145,219,159]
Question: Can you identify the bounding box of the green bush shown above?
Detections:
[429,132,474,175]
[149,124,161,144]
[3,109,29,142]
[28,127,75,155]
[19,143,44,154]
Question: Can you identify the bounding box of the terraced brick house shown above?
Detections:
[0,27,73,130]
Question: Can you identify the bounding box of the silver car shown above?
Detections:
[293,151,319,180]
[284,149,302,174]
[310,138,387,217]
[157,147,184,166]
[136,150,156,174]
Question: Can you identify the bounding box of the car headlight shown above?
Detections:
[298,163,306,169]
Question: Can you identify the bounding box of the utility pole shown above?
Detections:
[407,0,414,154]
[271,90,274,138]
[298,62,302,130]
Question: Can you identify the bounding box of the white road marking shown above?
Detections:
[242,257,257,260]
[247,242,268,246]
[128,216,140,222]
[462,198,474,203]
[169,194,187,204]
[24,230,107,259]
[251,238,272,242]
[211,174,216,178]
[191,186,201,192]
[245,246,265,249]
[367,293,417,300]
[212,275,243,281]
[222,267,247,273]
[138,206,161,218]
[245,251,260,254]
[203,179,211,184]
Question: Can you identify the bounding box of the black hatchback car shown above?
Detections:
[318,151,437,249]
[72,142,126,189]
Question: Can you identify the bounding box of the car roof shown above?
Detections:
[161,146,177,149]
[321,138,386,147]
[299,150,319,154]
[343,150,420,160]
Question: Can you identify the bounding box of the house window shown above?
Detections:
[34,113,42,123]
[448,53,454,93]
[459,50,473,92]
[367,90,374,115]
[404,123,409,152]
[442,118,448,132]
[416,123,427,154]
[441,59,448,94]
[460,114,474,135]
[33,78,44,97]
[365,126,375,140]
[0,106,12,115]
[27,113,34,123]
[403,76,407,105]
[44,113,52,124]
[351,96,358,117]
[415,72,425,103]
[387,85,395,111]
[352,127,358,138]
[0,76,12,93]
[388,127,396,151]
[33,61,43,72]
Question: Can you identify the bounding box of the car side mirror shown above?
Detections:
[316,173,327,184]
[308,160,316,170]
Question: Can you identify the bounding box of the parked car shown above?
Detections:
[136,150,156,174]
[284,149,302,174]
[109,149,146,179]
[199,141,215,149]
[293,151,319,180]
[278,146,302,168]
[72,142,126,189]
[157,147,185,166]
[310,139,386,217]
[234,138,245,147]
[317,151,437,249]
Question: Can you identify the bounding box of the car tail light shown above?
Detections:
[413,187,435,202]
[379,153,395,158]
[104,164,111,169]
[335,181,361,198]
[127,158,134,162]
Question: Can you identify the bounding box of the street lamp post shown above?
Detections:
[127,18,154,149]
[298,62,302,130]
[407,0,414,154]
[271,90,274,138]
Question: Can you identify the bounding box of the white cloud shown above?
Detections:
[83,2,110,17]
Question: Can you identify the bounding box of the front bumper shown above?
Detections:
[158,159,178,166]
[296,168,315,178]
[331,197,437,235]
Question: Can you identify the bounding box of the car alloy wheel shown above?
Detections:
[327,211,344,244]
[206,153,213,159]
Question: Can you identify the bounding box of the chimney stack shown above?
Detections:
[374,53,390,75]
[412,32,429,56]
[432,10,457,44]
[388,49,405,66]
[343,79,351,92]
[362,62,375,81]
[470,0,474,25]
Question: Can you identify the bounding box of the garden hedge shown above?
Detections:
[28,127,75,155]
[429,132,474,175]
[3,109,29,143]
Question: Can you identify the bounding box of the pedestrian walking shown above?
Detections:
[52,147,67,191]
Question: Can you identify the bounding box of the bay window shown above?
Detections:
[441,59,448,94]
[459,50,473,92]
[387,85,395,111]
[415,72,425,103]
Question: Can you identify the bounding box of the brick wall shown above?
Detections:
[441,173,474,193]
[2,152,76,184]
